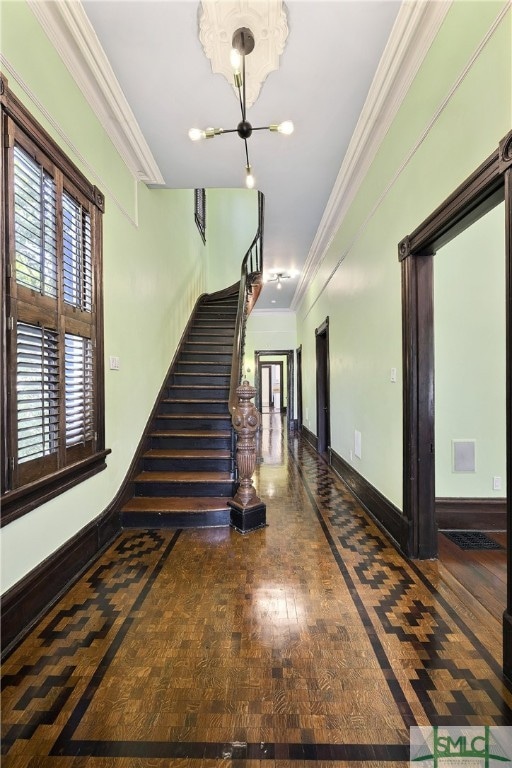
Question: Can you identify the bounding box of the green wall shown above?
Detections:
[0,1,209,592]
[244,311,297,412]
[206,189,258,294]
[296,1,511,511]
[434,203,506,498]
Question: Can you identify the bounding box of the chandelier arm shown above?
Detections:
[242,54,247,121]
[250,126,273,132]
[244,138,250,168]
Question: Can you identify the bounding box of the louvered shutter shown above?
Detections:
[65,334,94,448]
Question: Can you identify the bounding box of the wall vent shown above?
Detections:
[452,440,476,472]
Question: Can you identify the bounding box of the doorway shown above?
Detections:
[254,350,294,429]
[296,345,303,431]
[399,129,511,677]
[259,361,283,412]
[315,318,330,455]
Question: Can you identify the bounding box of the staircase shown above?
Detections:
[121,291,239,528]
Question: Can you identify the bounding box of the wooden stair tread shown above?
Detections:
[157,413,229,420]
[151,430,231,437]
[135,471,232,482]
[173,374,228,379]
[145,449,231,458]
[122,497,231,512]
[163,399,228,404]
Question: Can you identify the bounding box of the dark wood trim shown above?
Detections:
[1,450,110,526]
[1,506,120,658]
[301,425,318,452]
[296,345,303,430]
[329,448,407,552]
[0,76,103,211]
[436,497,506,530]
[258,360,283,410]
[315,317,330,455]
[399,130,512,677]
[253,349,294,429]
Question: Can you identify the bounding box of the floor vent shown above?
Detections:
[442,531,503,550]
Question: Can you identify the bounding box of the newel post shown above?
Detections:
[229,380,267,533]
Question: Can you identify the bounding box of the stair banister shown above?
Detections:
[228,190,264,417]
[228,190,266,532]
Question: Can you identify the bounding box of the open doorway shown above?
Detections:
[254,350,294,429]
[399,129,511,677]
[316,318,330,455]
[259,361,283,412]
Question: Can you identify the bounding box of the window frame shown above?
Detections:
[1,75,109,526]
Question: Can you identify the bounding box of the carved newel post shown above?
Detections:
[228,380,267,533]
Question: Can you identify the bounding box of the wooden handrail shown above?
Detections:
[228,191,264,417]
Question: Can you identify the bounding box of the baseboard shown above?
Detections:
[301,425,318,451]
[436,497,506,530]
[329,448,407,552]
[504,611,512,684]
[1,506,120,658]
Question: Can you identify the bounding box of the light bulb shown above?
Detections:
[277,120,294,135]
[188,127,205,141]
[230,48,241,71]
[277,278,282,290]
[245,165,255,189]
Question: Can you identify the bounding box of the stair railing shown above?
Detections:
[228,190,267,532]
[228,190,264,417]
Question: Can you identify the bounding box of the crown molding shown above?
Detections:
[291,0,452,312]
[198,0,288,108]
[27,0,164,185]
[250,308,296,316]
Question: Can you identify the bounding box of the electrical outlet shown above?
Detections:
[493,476,502,491]
[390,367,397,383]
[109,356,120,371]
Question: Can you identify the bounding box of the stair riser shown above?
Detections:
[196,309,237,318]
[189,333,235,343]
[142,457,232,472]
[159,401,228,414]
[181,352,232,364]
[171,375,230,387]
[121,510,230,528]
[150,435,232,450]
[184,344,234,354]
[154,416,232,430]
[135,481,235,497]
[177,362,231,374]
[167,387,229,400]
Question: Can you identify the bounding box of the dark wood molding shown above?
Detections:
[301,425,318,452]
[1,506,120,658]
[499,129,512,173]
[329,448,407,553]
[399,130,511,676]
[0,76,103,210]
[254,349,295,429]
[398,236,411,262]
[1,450,111,527]
[436,497,506,530]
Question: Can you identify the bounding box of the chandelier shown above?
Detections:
[188,27,294,189]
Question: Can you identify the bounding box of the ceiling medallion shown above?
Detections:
[198,1,289,108]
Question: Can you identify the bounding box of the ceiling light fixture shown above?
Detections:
[267,272,292,290]
[188,27,294,189]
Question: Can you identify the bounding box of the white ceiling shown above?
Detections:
[76,1,403,309]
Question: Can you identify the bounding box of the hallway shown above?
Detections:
[2,414,511,766]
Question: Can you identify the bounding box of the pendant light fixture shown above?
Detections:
[189,27,294,189]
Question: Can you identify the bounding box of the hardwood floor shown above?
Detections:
[2,412,511,766]
[437,530,506,623]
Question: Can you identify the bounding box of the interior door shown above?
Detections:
[316,319,330,454]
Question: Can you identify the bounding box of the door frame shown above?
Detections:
[296,345,303,431]
[254,350,294,429]
[260,364,273,409]
[259,361,284,411]
[315,317,330,455]
[399,130,512,677]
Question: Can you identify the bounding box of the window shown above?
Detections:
[1,76,109,524]
[194,188,206,244]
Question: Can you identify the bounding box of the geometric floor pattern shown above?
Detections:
[2,417,511,766]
